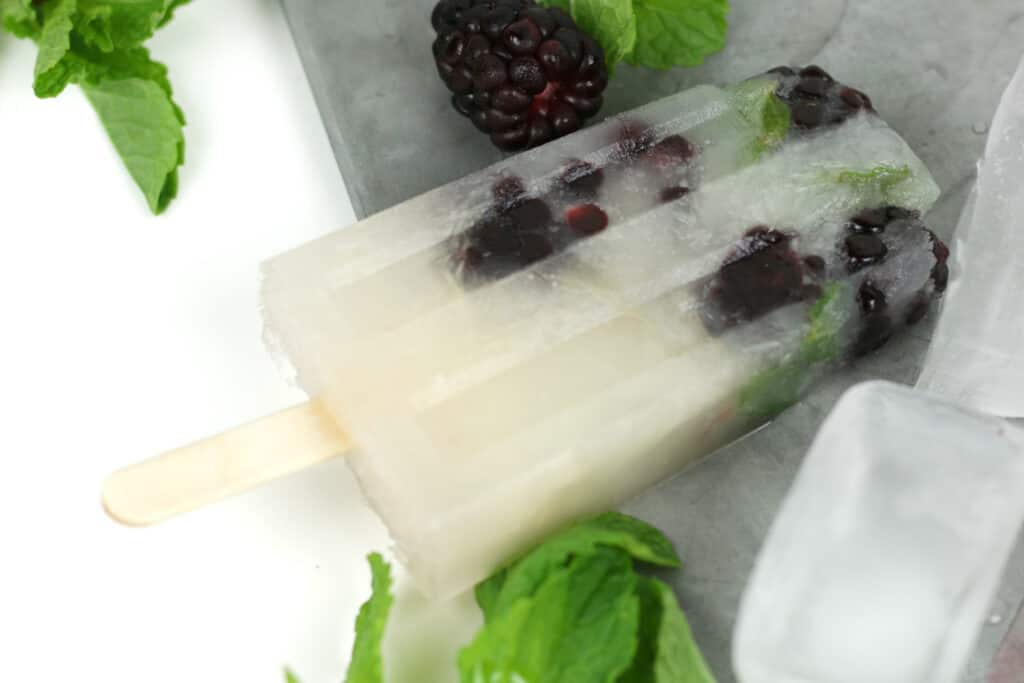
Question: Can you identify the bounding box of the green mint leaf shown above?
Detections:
[625,0,729,70]
[73,0,168,53]
[1,0,40,38]
[619,578,716,683]
[542,0,636,70]
[738,282,849,420]
[344,553,395,683]
[156,0,189,28]
[34,0,78,96]
[460,548,640,683]
[730,77,790,158]
[833,164,913,198]
[477,512,681,621]
[82,56,184,214]
[283,669,302,683]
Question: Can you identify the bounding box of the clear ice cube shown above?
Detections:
[734,381,1024,683]
[917,55,1024,418]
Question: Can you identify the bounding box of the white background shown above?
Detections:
[0,2,427,681]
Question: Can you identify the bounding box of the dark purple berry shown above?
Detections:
[857,280,887,314]
[473,54,508,90]
[509,56,546,94]
[503,19,541,55]
[932,262,950,292]
[648,135,696,168]
[522,7,557,37]
[840,87,869,110]
[792,101,825,128]
[845,234,888,271]
[505,197,552,229]
[491,123,530,150]
[566,204,608,236]
[553,27,582,64]
[702,227,807,332]
[550,101,581,136]
[491,175,526,207]
[493,84,532,113]
[659,186,691,203]
[432,0,608,151]
[561,160,604,197]
[537,39,574,78]
[562,92,602,118]
[802,255,826,274]
[799,65,834,81]
[527,116,553,146]
[518,233,555,263]
[796,77,830,98]
[850,208,888,233]
[612,121,656,161]
[905,293,930,326]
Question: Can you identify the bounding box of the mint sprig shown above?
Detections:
[344,553,395,683]
[537,0,729,72]
[738,282,850,420]
[465,512,712,683]
[1,0,187,214]
[303,513,715,683]
[730,77,791,158]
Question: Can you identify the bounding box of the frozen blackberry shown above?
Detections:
[701,227,811,333]
[432,0,608,151]
[768,65,875,132]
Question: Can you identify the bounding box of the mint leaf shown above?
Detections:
[459,548,640,683]
[10,0,188,213]
[283,669,302,683]
[730,77,790,158]
[619,578,716,683]
[343,553,394,683]
[477,512,681,621]
[833,164,913,196]
[82,57,184,214]
[738,282,850,420]
[34,0,78,96]
[72,0,169,53]
[560,0,637,70]
[1,0,40,38]
[625,0,729,70]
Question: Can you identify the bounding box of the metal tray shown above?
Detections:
[280,0,1024,678]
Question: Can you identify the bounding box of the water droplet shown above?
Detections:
[989,613,1004,625]
[973,121,990,135]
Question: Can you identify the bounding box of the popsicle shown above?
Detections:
[104,67,947,599]
[259,66,945,597]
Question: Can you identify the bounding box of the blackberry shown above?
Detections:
[768,65,875,132]
[432,0,608,151]
[700,227,810,333]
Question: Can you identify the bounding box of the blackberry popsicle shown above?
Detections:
[104,67,949,598]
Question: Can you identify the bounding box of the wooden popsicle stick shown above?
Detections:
[102,399,352,527]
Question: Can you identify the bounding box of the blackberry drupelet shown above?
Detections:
[768,65,875,131]
[431,0,608,151]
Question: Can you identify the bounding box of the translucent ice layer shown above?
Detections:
[917,55,1024,418]
[263,68,944,597]
[734,381,1024,683]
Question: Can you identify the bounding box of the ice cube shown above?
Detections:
[917,55,1024,418]
[734,381,1024,683]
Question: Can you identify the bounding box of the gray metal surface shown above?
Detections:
[280,0,1024,678]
